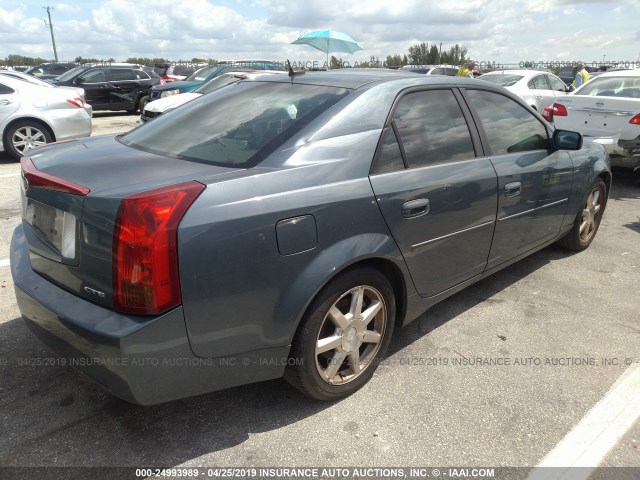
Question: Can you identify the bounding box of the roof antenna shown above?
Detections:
[286,59,305,80]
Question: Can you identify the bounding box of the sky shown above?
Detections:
[0,0,639,67]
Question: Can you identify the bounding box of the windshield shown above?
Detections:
[575,76,640,98]
[121,82,349,167]
[185,65,219,82]
[56,66,88,82]
[480,73,524,87]
[0,72,56,87]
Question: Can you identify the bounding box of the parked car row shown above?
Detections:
[11,69,610,405]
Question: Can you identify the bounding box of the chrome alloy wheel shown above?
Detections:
[314,285,387,385]
[579,183,605,243]
[12,125,48,154]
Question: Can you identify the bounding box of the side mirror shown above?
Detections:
[75,77,85,85]
[567,85,575,93]
[553,130,583,150]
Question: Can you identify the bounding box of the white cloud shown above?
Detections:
[0,0,638,66]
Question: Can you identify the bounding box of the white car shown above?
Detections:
[0,75,92,159]
[546,69,640,169]
[140,70,286,123]
[479,69,571,112]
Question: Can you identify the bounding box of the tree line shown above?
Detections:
[1,42,468,69]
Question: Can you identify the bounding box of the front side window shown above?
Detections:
[466,89,550,155]
[527,75,550,90]
[547,75,568,91]
[121,82,348,167]
[392,89,475,168]
[78,68,106,83]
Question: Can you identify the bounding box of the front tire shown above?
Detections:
[5,121,53,159]
[557,179,607,251]
[284,268,395,401]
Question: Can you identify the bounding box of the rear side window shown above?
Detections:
[0,83,14,94]
[392,89,475,168]
[375,129,406,174]
[109,69,135,81]
[134,70,150,80]
[121,82,349,167]
[466,89,550,155]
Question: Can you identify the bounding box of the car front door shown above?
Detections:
[369,88,498,298]
[462,88,574,269]
[75,68,109,109]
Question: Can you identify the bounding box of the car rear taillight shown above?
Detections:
[552,103,568,117]
[542,106,553,122]
[630,113,640,125]
[66,97,84,108]
[112,181,205,316]
[21,157,90,196]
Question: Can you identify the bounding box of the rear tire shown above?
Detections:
[284,268,395,401]
[557,179,607,251]
[4,120,53,160]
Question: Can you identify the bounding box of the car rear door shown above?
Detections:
[0,82,20,121]
[107,68,138,110]
[462,88,574,269]
[527,74,556,111]
[369,88,498,298]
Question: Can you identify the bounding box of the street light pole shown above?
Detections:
[43,6,58,61]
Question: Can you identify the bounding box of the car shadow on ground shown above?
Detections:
[0,166,633,468]
[0,244,569,469]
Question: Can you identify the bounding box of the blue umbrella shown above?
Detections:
[291,30,363,68]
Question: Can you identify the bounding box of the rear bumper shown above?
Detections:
[10,225,287,405]
[588,134,640,168]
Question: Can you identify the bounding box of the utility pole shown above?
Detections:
[439,42,442,64]
[43,6,58,61]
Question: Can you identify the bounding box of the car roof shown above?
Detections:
[482,69,551,76]
[250,69,483,90]
[595,69,640,78]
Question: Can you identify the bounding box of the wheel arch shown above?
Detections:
[277,234,413,348]
[3,116,57,144]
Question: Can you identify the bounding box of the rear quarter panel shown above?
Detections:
[177,130,412,359]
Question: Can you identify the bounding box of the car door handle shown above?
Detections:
[402,198,430,218]
[504,182,522,197]
[0,99,11,105]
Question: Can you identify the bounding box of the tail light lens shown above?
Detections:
[112,181,205,315]
[542,106,553,122]
[21,157,90,195]
[552,103,568,117]
[629,113,640,125]
[66,97,84,108]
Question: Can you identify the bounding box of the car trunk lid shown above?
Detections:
[21,135,243,311]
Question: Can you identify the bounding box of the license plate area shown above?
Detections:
[24,198,77,262]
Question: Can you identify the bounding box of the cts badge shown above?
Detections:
[83,286,106,298]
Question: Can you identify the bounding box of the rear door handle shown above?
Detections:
[402,198,430,218]
[504,182,522,197]
[0,99,11,106]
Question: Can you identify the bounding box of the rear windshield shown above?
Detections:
[575,76,640,98]
[479,73,524,87]
[185,65,219,82]
[121,82,349,167]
